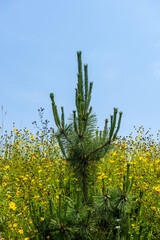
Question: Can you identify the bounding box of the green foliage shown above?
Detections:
[50,52,122,202]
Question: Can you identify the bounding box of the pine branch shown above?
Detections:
[57,135,67,158]
[61,106,65,129]
[84,64,88,113]
[113,111,123,140]
[77,51,84,102]
[103,118,108,140]
[86,82,93,111]
[86,140,111,159]
[60,128,72,145]
[50,93,72,145]
[73,110,79,135]
[109,108,117,141]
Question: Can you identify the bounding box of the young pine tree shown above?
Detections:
[50,52,122,202]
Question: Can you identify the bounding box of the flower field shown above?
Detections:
[0,126,160,239]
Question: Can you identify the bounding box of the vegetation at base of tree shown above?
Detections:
[29,164,151,240]
[0,125,159,239]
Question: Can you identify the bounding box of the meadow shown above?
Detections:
[0,125,159,239]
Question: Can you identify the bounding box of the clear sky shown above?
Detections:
[1,0,160,141]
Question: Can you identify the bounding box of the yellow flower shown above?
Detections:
[34,195,40,199]
[41,217,44,221]
[24,238,29,240]
[42,192,47,196]
[110,160,114,163]
[4,175,9,180]
[153,186,160,192]
[6,194,12,198]
[13,128,16,132]
[9,202,16,210]
[5,165,10,169]
[30,135,34,140]
[2,182,7,187]
[18,229,24,234]
[13,223,17,227]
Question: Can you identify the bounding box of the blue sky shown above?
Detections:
[1,0,160,140]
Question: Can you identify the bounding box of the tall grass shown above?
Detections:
[0,126,160,239]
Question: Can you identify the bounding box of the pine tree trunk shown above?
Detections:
[82,163,87,203]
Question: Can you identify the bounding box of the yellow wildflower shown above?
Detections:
[18,229,24,234]
[30,135,34,140]
[5,165,10,169]
[9,202,16,210]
